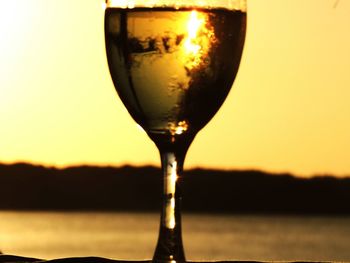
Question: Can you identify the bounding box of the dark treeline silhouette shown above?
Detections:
[0,162,350,214]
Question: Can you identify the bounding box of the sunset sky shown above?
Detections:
[0,0,349,177]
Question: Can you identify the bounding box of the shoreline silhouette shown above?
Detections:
[0,162,349,214]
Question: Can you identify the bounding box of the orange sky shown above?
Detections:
[0,0,349,177]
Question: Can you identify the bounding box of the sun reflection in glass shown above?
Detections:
[182,10,214,70]
[169,120,189,136]
[184,11,204,54]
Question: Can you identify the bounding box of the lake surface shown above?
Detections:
[0,211,350,262]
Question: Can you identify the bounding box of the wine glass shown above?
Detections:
[104,0,246,261]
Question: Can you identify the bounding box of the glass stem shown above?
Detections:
[153,151,186,263]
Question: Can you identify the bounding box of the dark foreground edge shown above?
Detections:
[0,255,330,263]
[0,255,135,263]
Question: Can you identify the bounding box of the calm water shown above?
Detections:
[0,211,350,261]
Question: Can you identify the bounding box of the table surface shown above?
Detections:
[0,255,330,263]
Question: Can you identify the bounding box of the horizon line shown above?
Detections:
[0,160,349,179]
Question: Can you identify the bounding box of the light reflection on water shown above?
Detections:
[0,211,350,261]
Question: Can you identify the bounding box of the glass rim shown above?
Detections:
[105,0,247,12]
